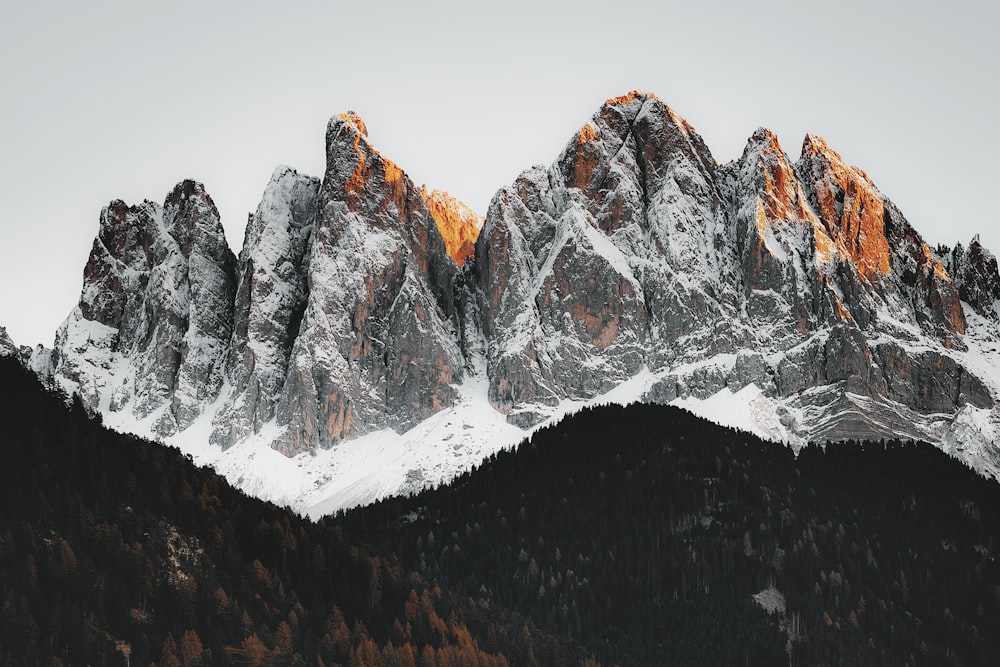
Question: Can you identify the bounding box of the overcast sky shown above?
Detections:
[2,0,998,347]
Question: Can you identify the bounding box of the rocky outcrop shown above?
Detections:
[78,199,160,332]
[942,236,1000,320]
[210,166,320,447]
[148,180,237,434]
[475,90,997,444]
[271,112,465,454]
[50,114,480,458]
[796,134,891,281]
[51,199,162,413]
[726,127,831,338]
[475,91,734,422]
[421,187,483,266]
[50,183,236,436]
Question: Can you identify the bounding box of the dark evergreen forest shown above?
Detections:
[345,405,1000,666]
[0,358,590,666]
[2,355,1000,665]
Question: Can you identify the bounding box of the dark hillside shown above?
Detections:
[4,349,999,666]
[0,357,592,666]
[345,402,1000,666]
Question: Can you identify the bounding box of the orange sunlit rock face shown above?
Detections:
[337,111,368,138]
[923,245,951,281]
[336,112,409,217]
[746,128,836,268]
[345,132,367,193]
[755,130,794,220]
[604,89,653,106]
[420,187,484,266]
[800,134,891,281]
[381,157,406,209]
[571,122,600,191]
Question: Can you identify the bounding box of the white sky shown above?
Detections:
[2,0,998,347]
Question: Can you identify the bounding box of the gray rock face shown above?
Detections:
[942,236,1000,320]
[474,91,997,446]
[25,345,53,379]
[51,200,162,412]
[50,182,235,434]
[147,180,237,434]
[210,166,320,447]
[475,92,732,420]
[272,112,464,454]
[50,114,468,458]
[78,199,159,332]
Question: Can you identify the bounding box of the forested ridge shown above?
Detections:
[0,358,594,666]
[345,404,1000,666]
[3,354,1000,666]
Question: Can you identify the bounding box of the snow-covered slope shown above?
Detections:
[37,91,1000,514]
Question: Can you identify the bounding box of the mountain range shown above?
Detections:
[6,90,1000,513]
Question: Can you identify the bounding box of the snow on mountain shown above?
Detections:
[210,165,320,448]
[47,184,236,438]
[35,91,1000,514]
[271,111,466,454]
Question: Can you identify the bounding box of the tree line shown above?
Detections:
[345,402,1000,666]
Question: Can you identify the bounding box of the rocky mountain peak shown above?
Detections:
[942,236,1000,320]
[267,112,465,454]
[326,111,411,223]
[162,179,229,258]
[564,89,680,195]
[419,186,483,266]
[743,127,783,161]
[166,178,218,207]
[602,89,656,116]
[739,127,819,226]
[80,199,160,329]
[335,110,368,137]
[797,133,890,280]
[209,165,320,448]
[49,178,237,437]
